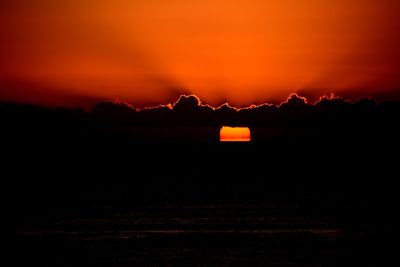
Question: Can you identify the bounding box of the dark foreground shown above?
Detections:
[4,124,400,266]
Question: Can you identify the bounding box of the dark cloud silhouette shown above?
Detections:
[1,92,399,148]
[4,93,399,128]
[172,95,201,111]
[92,100,137,117]
[280,93,309,107]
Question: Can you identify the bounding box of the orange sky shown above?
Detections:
[1,0,399,108]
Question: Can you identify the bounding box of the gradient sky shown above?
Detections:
[1,0,399,108]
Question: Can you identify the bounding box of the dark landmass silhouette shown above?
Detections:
[3,93,400,266]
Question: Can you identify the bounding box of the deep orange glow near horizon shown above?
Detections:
[1,0,399,108]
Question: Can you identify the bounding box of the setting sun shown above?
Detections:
[220,126,251,142]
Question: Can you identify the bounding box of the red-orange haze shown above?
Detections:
[1,0,399,108]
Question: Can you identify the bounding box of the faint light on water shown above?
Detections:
[220,126,251,142]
